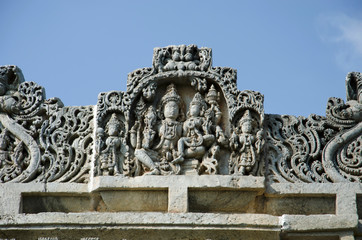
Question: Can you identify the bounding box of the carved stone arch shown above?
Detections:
[95,91,128,177]
[126,70,236,135]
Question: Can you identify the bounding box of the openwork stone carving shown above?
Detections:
[153,44,212,72]
[0,45,360,183]
[322,72,362,182]
[266,72,361,183]
[0,65,93,183]
[39,105,93,182]
[265,114,332,183]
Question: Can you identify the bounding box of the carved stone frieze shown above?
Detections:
[39,105,93,183]
[265,114,332,183]
[322,72,362,182]
[266,72,361,183]
[0,65,93,183]
[0,45,360,183]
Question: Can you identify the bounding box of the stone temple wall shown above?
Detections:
[0,45,361,240]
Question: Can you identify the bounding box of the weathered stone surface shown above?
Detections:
[0,45,361,239]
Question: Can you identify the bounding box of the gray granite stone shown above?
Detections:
[0,45,360,239]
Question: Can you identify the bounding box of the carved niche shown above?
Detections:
[0,45,360,183]
[95,45,264,177]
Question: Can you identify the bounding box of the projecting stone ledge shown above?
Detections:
[0,177,361,239]
[0,180,360,239]
[0,45,361,239]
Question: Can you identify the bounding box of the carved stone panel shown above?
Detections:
[0,45,360,183]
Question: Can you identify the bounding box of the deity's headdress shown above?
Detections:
[160,84,181,107]
[190,92,207,113]
[206,85,220,105]
[158,84,184,121]
[106,113,122,131]
[239,110,254,125]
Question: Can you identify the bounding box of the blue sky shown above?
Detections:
[1,0,361,117]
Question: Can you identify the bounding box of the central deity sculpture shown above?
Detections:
[130,84,184,175]
[95,45,265,177]
[128,80,232,176]
[173,92,214,164]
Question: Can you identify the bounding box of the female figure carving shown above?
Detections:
[230,110,261,175]
[99,113,127,175]
[173,93,214,164]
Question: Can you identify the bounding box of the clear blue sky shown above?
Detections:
[1,0,361,117]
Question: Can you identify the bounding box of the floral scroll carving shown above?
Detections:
[266,72,361,183]
[0,65,93,183]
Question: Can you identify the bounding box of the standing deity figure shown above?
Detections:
[197,85,228,174]
[99,113,127,176]
[204,85,228,146]
[155,84,184,173]
[131,84,184,175]
[173,92,214,164]
[229,110,262,175]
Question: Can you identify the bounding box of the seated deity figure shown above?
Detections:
[130,106,160,175]
[130,84,184,175]
[229,110,261,175]
[99,113,127,176]
[173,93,215,164]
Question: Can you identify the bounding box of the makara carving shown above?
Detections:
[0,45,360,183]
[266,72,361,183]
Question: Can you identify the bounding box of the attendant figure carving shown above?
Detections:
[204,85,228,146]
[230,110,263,175]
[199,85,228,174]
[98,113,127,176]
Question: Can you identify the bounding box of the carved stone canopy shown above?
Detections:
[0,45,360,183]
